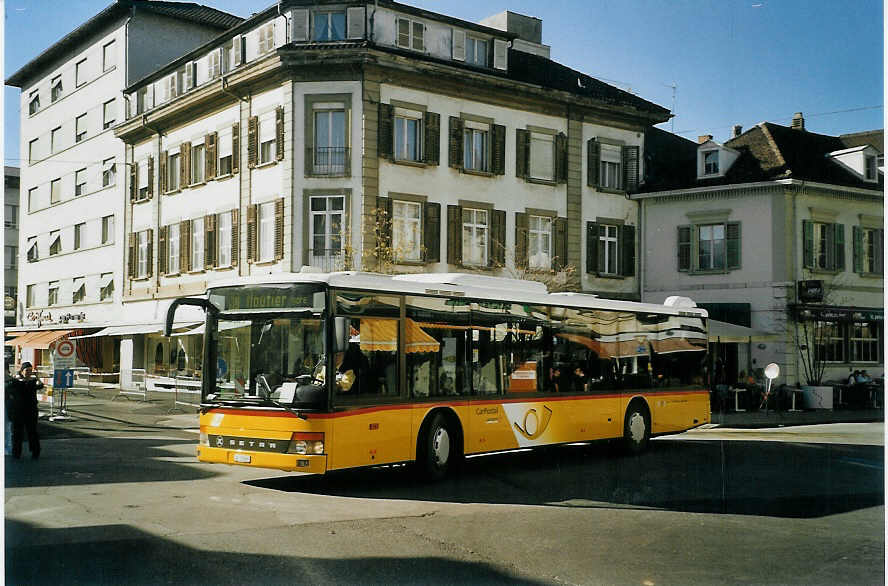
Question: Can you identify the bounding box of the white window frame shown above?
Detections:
[862,227,882,273]
[76,113,87,142]
[72,277,86,304]
[49,231,61,256]
[463,123,489,172]
[74,222,85,250]
[4,204,17,228]
[27,239,38,262]
[865,155,878,181]
[392,200,422,262]
[102,215,114,245]
[5,245,17,270]
[218,130,233,176]
[137,160,149,199]
[191,143,206,184]
[396,18,424,51]
[51,126,62,153]
[29,139,39,163]
[313,106,347,174]
[598,224,619,275]
[527,215,552,270]
[75,58,87,87]
[208,49,222,79]
[529,131,555,181]
[136,231,149,278]
[51,76,62,102]
[697,223,726,271]
[191,217,205,270]
[703,150,719,175]
[461,208,488,267]
[259,116,276,164]
[75,168,87,196]
[102,158,116,187]
[258,201,276,262]
[103,99,116,129]
[50,178,62,204]
[167,152,181,191]
[815,321,845,363]
[600,144,622,189]
[28,91,39,115]
[849,322,880,363]
[313,10,346,41]
[26,285,36,307]
[48,281,59,306]
[465,36,488,67]
[309,195,344,261]
[813,221,834,271]
[103,40,116,71]
[217,212,232,267]
[168,223,180,275]
[100,273,114,301]
[394,110,422,162]
[258,22,275,55]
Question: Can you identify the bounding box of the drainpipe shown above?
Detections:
[791,182,800,386]
[638,198,645,302]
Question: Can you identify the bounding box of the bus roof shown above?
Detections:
[207,271,708,318]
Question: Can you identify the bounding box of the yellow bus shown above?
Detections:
[165,272,711,479]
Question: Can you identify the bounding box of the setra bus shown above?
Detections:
[165,272,711,479]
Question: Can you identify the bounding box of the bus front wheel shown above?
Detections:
[623,402,650,455]
[419,413,455,480]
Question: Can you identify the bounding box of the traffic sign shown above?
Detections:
[52,339,76,370]
[54,369,74,389]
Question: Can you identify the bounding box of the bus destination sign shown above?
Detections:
[211,285,324,312]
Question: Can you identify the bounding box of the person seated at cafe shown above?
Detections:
[848,370,861,386]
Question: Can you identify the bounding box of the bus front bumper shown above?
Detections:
[196,446,327,474]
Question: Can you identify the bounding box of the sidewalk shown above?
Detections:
[40,385,885,432]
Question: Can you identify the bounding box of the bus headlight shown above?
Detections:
[288,432,324,455]
[199,431,209,446]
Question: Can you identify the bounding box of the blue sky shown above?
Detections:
[4,0,883,166]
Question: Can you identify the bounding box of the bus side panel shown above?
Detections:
[647,390,711,435]
[328,406,414,471]
[465,401,520,454]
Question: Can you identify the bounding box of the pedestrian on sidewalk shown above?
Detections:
[6,362,42,460]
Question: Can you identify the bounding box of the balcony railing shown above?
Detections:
[308,249,347,272]
[307,147,350,177]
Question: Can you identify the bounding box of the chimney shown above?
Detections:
[698,134,713,144]
[791,112,805,131]
[732,125,743,138]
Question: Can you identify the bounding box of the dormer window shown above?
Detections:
[865,155,877,181]
[314,11,345,41]
[703,150,719,175]
[397,18,424,51]
[465,37,488,67]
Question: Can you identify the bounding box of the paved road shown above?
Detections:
[5,408,884,585]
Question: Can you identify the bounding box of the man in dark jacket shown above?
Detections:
[6,361,42,459]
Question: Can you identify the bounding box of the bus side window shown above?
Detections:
[406,296,470,398]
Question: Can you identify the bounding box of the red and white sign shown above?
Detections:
[52,339,76,369]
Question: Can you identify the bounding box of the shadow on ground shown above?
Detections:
[6,519,539,586]
[246,439,884,519]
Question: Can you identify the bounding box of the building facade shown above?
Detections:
[638,116,883,386]
[5,167,20,329]
[6,1,243,367]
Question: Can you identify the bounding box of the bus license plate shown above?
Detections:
[233,453,251,463]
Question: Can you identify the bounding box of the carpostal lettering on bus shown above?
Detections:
[476,407,498,416]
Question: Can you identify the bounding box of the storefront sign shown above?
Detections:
[4,295,15,311]
[25,310,87,327]
[794,305,883,323]
[797,280,824,303]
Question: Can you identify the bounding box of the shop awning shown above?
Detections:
[70,323,199,338]
[708,320,777,343]
[5,329,73,349]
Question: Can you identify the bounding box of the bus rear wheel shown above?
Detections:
[623,402,650,455]
[419,413,455,480]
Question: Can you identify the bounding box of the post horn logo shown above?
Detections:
[513,405,553,440]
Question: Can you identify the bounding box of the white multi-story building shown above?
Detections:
[5,167,20,329]
[11,1,673,381]
[6,1,243,368]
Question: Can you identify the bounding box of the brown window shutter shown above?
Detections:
[586,222,599,273]
[274,198,284,261]
[205,214,216,269]
[129,162,138,202]
[553,217,568,270]
[158,225,168,275]
[147,155,154,199]
[492,124,506,175]
[378,103,393,159]
[230,208,239,266]
[423,111,440,165]
[423,201,441,262]
[621,224,636,276]
[146,229,154,278]
[515,212,528,269]
[448,116,464,169]
[246,204,257,262]
[180,142,191,188]
[489,209,506,267]
[376,197,393,252]
[127,233,136,278]
[159,151,168,193]
[622,145,639,193]
[587,139,600,187]
[205,133,217,180]
[275,106,285,162]
[231,123,240,174]
[180,220,191,272]
[515,129,529,179]
[247,116,258,168]
[446,204,463,265]
[555,133,567,184]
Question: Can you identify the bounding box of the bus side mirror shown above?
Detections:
[334,317,350,353]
